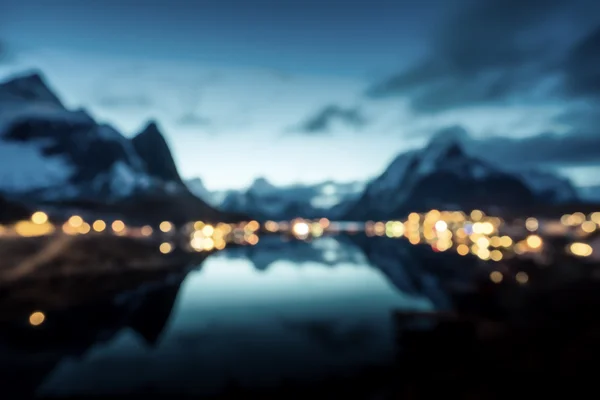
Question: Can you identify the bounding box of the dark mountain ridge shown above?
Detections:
[0,71,241,223]
[342,128,579,221]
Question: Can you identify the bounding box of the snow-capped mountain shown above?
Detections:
[186,178,233,207]
[343,127,578,221]
[0,72,152,201]
[211,177,365,220]
[0,71,239,223]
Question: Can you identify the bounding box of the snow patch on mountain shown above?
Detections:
[0,139,74,192]
[516,169,578,203]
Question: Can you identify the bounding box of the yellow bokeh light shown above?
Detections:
[15,221,54,237]
[246,234,259,245]
[516,271,529,284]
[490,271,503,283]
[476,237,490,249]
[470,210,484,221]
[569,242,593,257]
[193,221,205,230]
[477,248,491,260]
[490,236,501,247]
[62,222,77,235]
[141,225,153,236]
[434,220,448,232]
[526,235,543,249]
[572,212,586,225]
[408,213,420,223]
[202,237,215,251]
[29,311,45,326]
[455,228,467,239]
[581,221,596,233]
[457,244,469,256]
[160,221,173,233]
[68,215,83,228]
[78,223,91,234]
[500,236,513,248]
[480,222,495,235]
[112,220,125,233]
[591,212,600,225]
[31,211,48,224]
[92,220,106,232]
[292,222,310,236]
[311,224,324,237]
[514,242,526,254]
[525,217,539,232]
[265,220,278,232]
[409,235,420,245]
[159,242,173,254]
[202,225,215,237]
[490,250,503,262]
[391,221,405,237]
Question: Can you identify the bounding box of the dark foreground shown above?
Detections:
[1,236,599,399]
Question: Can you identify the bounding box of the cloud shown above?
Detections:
[436,125,600,166]
[366,0,594,113]
[562,25,600,99]
[475,132,600,166]
[0,39,14,64]
[292,104,367,134]
[95,94,154,109]
[554,102,600,132]
[175,112,211,127]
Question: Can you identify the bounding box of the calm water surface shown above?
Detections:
[16,237,441,396]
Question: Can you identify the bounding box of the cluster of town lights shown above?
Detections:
[1,209,597,264]
[12,210,599,328]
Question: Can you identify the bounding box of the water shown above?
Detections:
[1,236,473,397]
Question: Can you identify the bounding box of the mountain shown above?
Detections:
[186,177,234,207]
[213,177,365,220]
[516,169,579,203]
[343,127,577,221]
[0,72,151,201]
[0,71,239,223]
[579,185,600,203]
[132,121,182,184]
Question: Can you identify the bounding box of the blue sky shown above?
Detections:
[1,0,600,190]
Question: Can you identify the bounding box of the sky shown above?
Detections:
[1,0,600,190]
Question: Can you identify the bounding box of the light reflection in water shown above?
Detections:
[37,239,433,396]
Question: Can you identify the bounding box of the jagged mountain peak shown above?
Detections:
[131,121,182,184]
[422,126,470,162]
[249,177,276,193]
[428,125,470,145]
[0,70,64,107]
[136,120,163,138]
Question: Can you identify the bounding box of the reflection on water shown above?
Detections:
[0,236,473,397]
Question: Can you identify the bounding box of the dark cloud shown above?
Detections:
[366,0,597,113]
[175,112,211,127]
[562,25,600,99]
[475,132,600,165]
[444,126,600,166]
[293,105,367,134]
[95,94,154,109]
